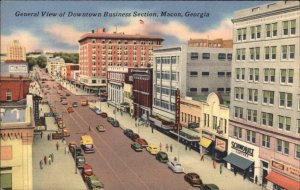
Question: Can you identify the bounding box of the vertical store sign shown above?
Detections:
[33,95,42,120]
[175,88,182,130]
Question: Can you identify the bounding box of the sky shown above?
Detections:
[1,0,272,53]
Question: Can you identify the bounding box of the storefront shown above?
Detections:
[199,131,214,155]
[224,138,260,182]
[265,160,300,190]
[214,137,227,161]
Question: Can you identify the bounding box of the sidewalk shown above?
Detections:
[59,80,90,96]
[90,101,259,190]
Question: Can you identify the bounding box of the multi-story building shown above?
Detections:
[0,61,30,102]
[6,40,26,61]
[60,64,67,80]
[152,45,232,123]
[188,38,233,48]
[46,56,65,77]
[78,27,163,93]
[227,1,300,189]
[66,64,79,81]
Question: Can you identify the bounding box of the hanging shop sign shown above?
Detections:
[271,160,300,180]
[231,141,254,157]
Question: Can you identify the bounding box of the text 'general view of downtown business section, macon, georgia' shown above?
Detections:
[0,1,299,190]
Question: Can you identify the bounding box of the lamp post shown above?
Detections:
[74,148,77,174]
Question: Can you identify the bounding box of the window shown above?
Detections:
[190,71,198,77]
[279,92,293,108]
[248,89,258,103]
[278,116,291,131]
[190,88,197,92]
[202,72,209,76]
[280,69,293,84]
[227,53,232,61]
[265,46,276,60]
[237,28,247,41]
[234,107,243,119]
[236,48,246,61]
[171,56,176,64]
[226,72,231,77]
[235,68,245,81]
[246,130,256,143]
[218,53,226,60]
[263,91,274,105]
[250,25,261,39]
[218,72,225,77]
[217,88,224,93]
[264,68,275,83]
[247,109,257,122]
[262,135,270,148]
[156,58,161,64]
[233,126,242,138]
[201,88,209,92]
[249,68,259,82]
[262,112,273,126]
[277,139,289,154]
[191,52,198,60]
[266,23,277,38]
[298,120,300,134]
[281,45,295,60]
[6,91,12,101]
[296,145,300,159]
[234,87,244,100]
[283,20,296,36]
[202,53,210,59]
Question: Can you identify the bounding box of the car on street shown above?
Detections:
[203,184,220,190]
[184,173,203,187]
[67,107,74,113]
[60,96,67,102]
[112,120,120,127]
[129,133,140,141]
[123,129,134,138]
[135,138,148,148]
[131,142,143,152]
[146,144,159,155]
[66,93,71,96]
[100,112,107,118]
[107,117,114,124]
[72,102,78,107]
[86,175,104,190]
[92,107,101,115]
[61,100,68,105]
[167,161,184,173]
[156,151,169,163]
[96,124,105,132]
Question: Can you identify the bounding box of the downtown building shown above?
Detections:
[227,1,300,189]
[78,27,163,94]
[6,40,26,61]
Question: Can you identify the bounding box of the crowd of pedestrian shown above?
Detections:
[39,153,55,170]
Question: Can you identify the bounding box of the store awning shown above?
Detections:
[266,171,300,190]
[199,137,212,148]
[223,153,253,170]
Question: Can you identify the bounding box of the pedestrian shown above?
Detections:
[200,154,205,161]
[165,144,169,152]
[39,160,43,170]
[51,153,54,162]
[189,143,192,151]
[89,126,91,131]
[220,163,223,174]
[44,156,47,165]
[174,157,177,162]
[243,172,247,180]
[255,175,258,184]
[170,144,173,152]
[185,144,188,151]
[48,156,51,165]
[159,142,162,151]
[65,146,69,154]
[213,159,216,169]
[234,167,237,176]
[56,142,59,151]
[40,131,43,139]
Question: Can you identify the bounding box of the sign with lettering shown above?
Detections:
[215,138,226,152]
[231,141,254,157]
[33,96,42,120]
[174,88,182,131]
[271,160,300,180]
[9,65,28,72]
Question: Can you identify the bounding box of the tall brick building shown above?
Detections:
[78,27,163,92]
[6,40,26,61]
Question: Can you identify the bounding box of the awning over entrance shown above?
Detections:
[266,171,300,190]
[223,153,253,170]
[199,137,212,148]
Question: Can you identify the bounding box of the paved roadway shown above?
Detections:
[42,74,194,190]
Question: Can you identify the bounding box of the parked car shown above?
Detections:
[203,184,220,190]
[184,173,203,187]
[93,107,101,115]
[61,100,68,105]
[129,133,140,141]
[112,120,120,127]
[156,151,169,163]
[67,107,74,113]
[66,93,71,96]
[60,96,67,102]
[131,142,143,152]
[135,138,148,148]
[100,112,107,118]
[96,124,105,132]
[146,144,159,155]
[72,102,78,107]
[123,129,134,138]
[107,117,114,124]
[86,175,104,190]
[167,161,184,173]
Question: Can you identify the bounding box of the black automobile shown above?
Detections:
[131,142,143,152]
[72,102,78,107]
[107,117,114,124]
[156,151,169,163]
[72,147,83,158]
[112,120,120,127]
[184,173,203,187]
[129,133,140,141]
[123,129,134,138]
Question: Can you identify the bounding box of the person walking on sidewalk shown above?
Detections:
[65,146,69,154]
[39,160,43,170]
[48,155,51,165]
[40,131,43,139]
[47,134,50,141]
[159,142,162,151]
[165,144,169,152]
[56,142,59,151]
[200,154,205,161]
[170,144,173,152]
[44,156,47,165]
[185,144,188,151]
[51,153,54,162]
[213,159,216,169]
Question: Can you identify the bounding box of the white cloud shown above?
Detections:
[108,18,233,42]
[1,31,40,53]
[44,24,83,46]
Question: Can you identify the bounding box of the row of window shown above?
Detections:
[155,56,177,64]
[153,98,176,111]
[190,52,232,61]
[156,72,177,80]
[204,113,227,133]
[190,71,231,77]
[235,68,294,84]
[92,39,161,45]
[156,86,177,96]
[236,45,295,61]
[233,126,300,159]
[236,19,296,42]
[190,87,230,93]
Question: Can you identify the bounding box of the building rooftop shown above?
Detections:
[192,94,230,106]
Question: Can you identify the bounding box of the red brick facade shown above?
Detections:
[66,64,79,81]
[0,77,30,102]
